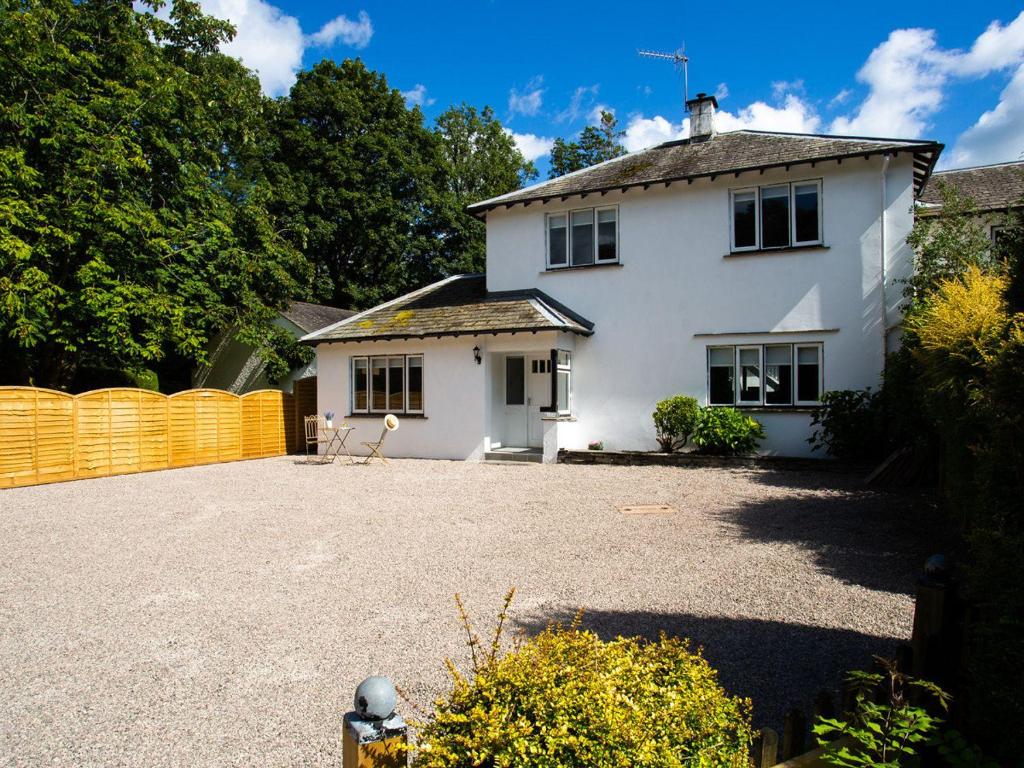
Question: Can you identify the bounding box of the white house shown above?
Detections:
[303,94,942,461]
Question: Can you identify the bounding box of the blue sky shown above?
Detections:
[183,0,1024,174]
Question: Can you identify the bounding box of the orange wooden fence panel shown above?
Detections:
[0,386,295,489]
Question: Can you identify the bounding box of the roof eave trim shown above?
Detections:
[467,142,944,215]
[302,324,594,345]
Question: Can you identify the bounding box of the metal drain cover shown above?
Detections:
[617,504,676,515]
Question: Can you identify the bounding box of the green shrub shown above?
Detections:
[652,395,701,452]
[412,593,753,768]
[807,389,885,461]
[691,407,764,455]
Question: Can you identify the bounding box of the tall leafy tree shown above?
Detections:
[0,0,308,390]
[265,59,451,309]
[433,104,536,273]
[549,110,626,179]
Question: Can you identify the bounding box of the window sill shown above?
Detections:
[724,244,829,258]
[709,405,818,413]
[345,413,427,419]
[540,413,577,421]
[541,262,623,274]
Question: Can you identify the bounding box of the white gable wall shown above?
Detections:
[485,154,916,456]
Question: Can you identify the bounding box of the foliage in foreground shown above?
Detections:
[808,389,886,461]
[815,658,950,768]
[411,590,752,768]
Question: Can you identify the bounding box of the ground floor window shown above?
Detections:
[707,343,822,406]
[555,350,572,415]
[351,354,423,414]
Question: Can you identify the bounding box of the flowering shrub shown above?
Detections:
[411,593,753,768]
[588,440,604,451]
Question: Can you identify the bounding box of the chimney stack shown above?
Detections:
[686,92,718,141]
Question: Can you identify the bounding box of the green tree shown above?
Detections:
[264,59,451,309]
[433,104,536,274]
[0,0,308,390]
[549,110,626,179]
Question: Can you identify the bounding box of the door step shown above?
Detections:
[484,448,543,464]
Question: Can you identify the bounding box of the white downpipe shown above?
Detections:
[879,153,891,365]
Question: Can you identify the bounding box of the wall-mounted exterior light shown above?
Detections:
[473,345,482,365]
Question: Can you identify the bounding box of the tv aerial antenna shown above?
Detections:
[637,45,690,103]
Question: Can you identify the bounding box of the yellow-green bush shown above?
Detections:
[413,621,752,768]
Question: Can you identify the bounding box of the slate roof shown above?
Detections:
[282,301,356,334]
[918,160,1024,213]
[301,275,594,344]
[468,130,943,215]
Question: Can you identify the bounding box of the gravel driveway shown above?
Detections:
[0,457,934,766]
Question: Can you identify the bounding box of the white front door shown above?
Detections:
[503,356,528,447]
[527,354,551,448]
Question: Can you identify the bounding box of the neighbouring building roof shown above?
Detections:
[467,130,943,215]
[301,275,594,344]
[918,160,1024,213]
[282,301,356,334]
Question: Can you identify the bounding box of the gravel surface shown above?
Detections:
[0,457,934,766]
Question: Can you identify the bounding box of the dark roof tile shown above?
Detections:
[918,161,1024,213]
[282,301,356,334]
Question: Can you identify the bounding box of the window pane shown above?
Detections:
[557,350,571,368]
[797,346,821,402]
[548,214,567,266]
[557,370,570,413]
[570,210,594,266]
[738,347,761,402]
[388,357,404,411]
[732,191,756,249]
[407,357,423,411]
[370,357,387,411]
[794,183,820,243]
[761,185,790,248]
[505,357,524,405]
[597,209,617,261]
[353,358,368,411]
[709,348,735,405]
[764,345,792,405]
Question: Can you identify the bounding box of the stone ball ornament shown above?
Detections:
[354,676,397,721]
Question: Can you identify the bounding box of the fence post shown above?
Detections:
[342,676,406,768]
[753,727,778,768]
[782,708,806,759]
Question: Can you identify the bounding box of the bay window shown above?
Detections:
[707,343,822,406]
[547,206,617,268]
[351,354,424,414]
[730,180,821,252]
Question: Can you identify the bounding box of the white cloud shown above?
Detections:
[622,82,821,152]
[137,1,374,96]
[308,10,373,49]
[508,77,545,117]
[828,88,853,108]
[948,66,1024,166]
[556,84,600,123]
[400,84,435,108]
[714,82,729,101]
[506,130,555,162]
[830,13,1024,147]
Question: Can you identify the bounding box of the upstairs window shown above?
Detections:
[547,207,617,268]
[730,181,821,252]
[707,343,823,406]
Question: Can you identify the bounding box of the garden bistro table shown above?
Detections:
[320,424,356,464]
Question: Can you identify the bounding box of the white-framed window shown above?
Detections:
[547,206,618,268]
[706,343,823,406]
[555,350,572,415]
[794,344,822,405]
[729,180,822,252]
[351,354,423,414]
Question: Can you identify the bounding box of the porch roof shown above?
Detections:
[300,275,594,344]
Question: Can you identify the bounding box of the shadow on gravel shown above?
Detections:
[720,474,944,595]
[513,608,903,732]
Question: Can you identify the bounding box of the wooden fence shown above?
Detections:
[0,386,309,489]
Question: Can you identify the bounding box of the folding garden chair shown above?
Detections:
[361,414,399,464]
[304,415,328,461]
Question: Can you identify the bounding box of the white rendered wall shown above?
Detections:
[485,154,916,457]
